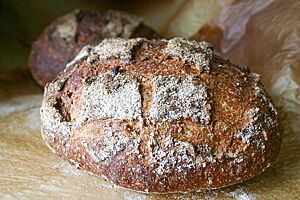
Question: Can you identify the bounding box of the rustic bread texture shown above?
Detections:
[41,38,282,193]
[29,10,158,86]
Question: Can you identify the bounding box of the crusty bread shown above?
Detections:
[41,38,281,193]
[29,10,158,86]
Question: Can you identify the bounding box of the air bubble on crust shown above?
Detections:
[165,38,213,73]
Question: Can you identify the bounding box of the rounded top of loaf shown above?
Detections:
[49,9,144,42]
[41,38,281,193]
[29,10,158,86]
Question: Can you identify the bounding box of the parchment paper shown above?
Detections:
[1,0,300,199]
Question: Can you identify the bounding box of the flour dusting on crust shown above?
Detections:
[67,38,144,68]
[82,121,141,167]
[88,38,144,63]
[249,73,277,115]
[165,38,213,73]
[102,10,143,38]
[41,98,71,139]
[149,135,196,175]
[41,78,71,141]
[150,76,211,123]
[74,72,141,127]
[147,134,244,176]
[236,107,277,150]
[85,131,138,166]
[52,10,79,42]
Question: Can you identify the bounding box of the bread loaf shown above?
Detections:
[41,38,281,193]
[29,10,158,86]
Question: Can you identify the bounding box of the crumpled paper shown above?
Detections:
[191,0,300,198]
[1,0,300,199]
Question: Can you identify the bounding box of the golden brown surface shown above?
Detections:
[40,38,281,193]
[0,68,299,199]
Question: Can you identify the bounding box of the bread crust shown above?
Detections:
[41,38,282,193]
[29,10,158,86]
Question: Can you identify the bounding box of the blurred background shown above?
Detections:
[0,0,231,69]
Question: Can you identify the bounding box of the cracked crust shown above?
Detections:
[29,9,158,86]
[40,38,282,193]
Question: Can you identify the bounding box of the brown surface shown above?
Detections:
[1,68,299,199]
[29,10,158,86]
[40,38,281,193]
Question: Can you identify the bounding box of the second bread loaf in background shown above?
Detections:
[29,9,158,86]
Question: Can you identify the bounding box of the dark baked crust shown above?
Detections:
[40,38,282,193]
[29,10,158,86]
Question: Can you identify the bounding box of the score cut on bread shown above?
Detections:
[29,10,158,86]
[40,38,281,193]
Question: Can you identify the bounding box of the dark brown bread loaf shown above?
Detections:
[40,38,282,193]
[29,10,158,86]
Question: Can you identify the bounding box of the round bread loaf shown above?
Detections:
[29,10,158,86]
[41,38,282,193]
